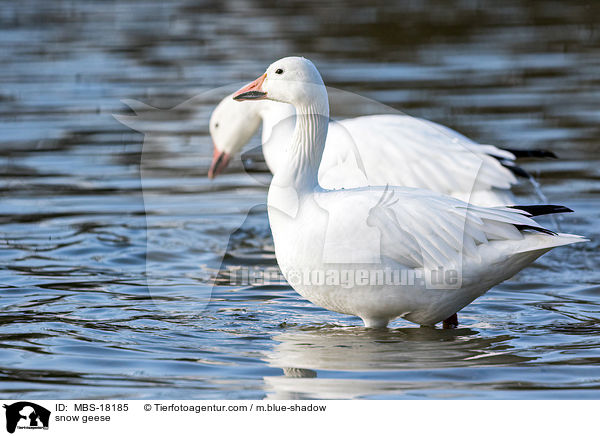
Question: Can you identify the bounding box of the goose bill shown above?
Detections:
[233,73,267,100]
[208,145,231,178]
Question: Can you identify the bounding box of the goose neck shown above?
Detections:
[282,101,329,193]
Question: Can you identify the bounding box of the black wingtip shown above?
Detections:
[500,161,531,179]
[515,224,557,236]
[508,204,574,216]
[500,148,558,159]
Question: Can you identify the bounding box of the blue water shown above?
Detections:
[1,0,599,399]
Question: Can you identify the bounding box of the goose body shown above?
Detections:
[211,89,524,206]
[268,184,582,327]
[232,57,585,328]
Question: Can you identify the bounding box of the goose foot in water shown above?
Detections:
[442,313,459,329]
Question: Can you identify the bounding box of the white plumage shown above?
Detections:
[232,56,586,328]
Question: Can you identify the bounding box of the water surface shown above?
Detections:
[1,0,599,399]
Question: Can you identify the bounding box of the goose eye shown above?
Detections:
[275,68,284,75]
[214,123,219,128]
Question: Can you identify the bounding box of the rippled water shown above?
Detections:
[1,0,599,399]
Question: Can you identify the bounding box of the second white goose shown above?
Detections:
[210,79,553,206]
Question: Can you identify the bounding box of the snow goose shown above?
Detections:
[232,57,585,328]
[211,81,554,206]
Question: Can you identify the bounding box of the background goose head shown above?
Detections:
[208,93,262,178]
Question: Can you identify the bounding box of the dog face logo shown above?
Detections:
[3,402,50,434]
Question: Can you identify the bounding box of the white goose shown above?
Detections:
[232,57,585,329]
[210,80,553,206]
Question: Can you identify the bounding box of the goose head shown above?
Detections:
[208,93,262,178]
[233,57,327,112]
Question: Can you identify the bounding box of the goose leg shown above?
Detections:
[442,313,458,329]
[361,316,389,329]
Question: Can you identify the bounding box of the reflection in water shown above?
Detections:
[264,327,531,399]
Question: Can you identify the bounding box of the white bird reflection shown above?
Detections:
[262,326,532,399]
